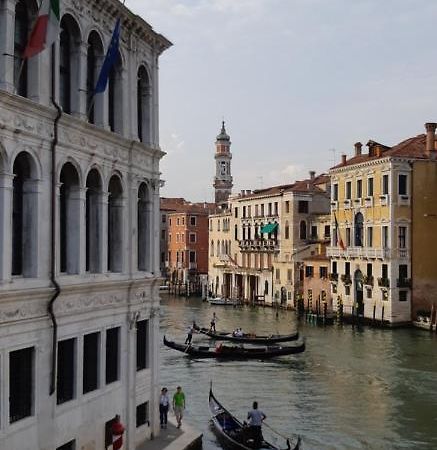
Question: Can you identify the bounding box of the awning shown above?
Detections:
[260,223,278,234]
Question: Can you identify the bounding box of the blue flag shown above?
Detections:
[94,18,121,94]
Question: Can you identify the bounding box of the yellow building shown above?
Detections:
[208,173,330,306]
[328,124,437,324]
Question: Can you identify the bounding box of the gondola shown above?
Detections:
[163,336,305,359]
[209,386,301,450]
[196,328,299,344]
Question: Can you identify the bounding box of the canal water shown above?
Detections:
[159,295,437,450]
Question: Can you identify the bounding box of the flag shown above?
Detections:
[24,0,60,59]
[94,18,121,94]
[334,212,346,250]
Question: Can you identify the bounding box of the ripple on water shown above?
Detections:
[159,295,437,450]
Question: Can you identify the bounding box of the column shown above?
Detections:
[73,42,88,120]
[23,178,41,277]
[101,192,109,273]
[0,0,16,93]
[77,187,87,274]
[0,172,13,281]
[94,55,109,129]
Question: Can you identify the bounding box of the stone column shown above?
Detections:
[94,55,109,130]
[152,182,160,275]
[101,192,109,273]
[77,187,87,274]
[73,42,88,120]
[0,172,13,281]
[0,0,16,93]
[23,178,41,278]
[67,186,83,274]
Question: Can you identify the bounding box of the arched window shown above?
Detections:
[221,241,225,256]
[87,31,104,124]
[59,15,81,114]
[85,169,102,272]
[14,1,29,97]
[354,212,364,247]
[264,280,269,295]
[210,240,214,257]
[299,220,307,240]
[12,152,38,276]
[247,225,252,241]
[138,182,151,271]
[108,51,123,133]
[285,220,289,239]
[137,66,151,144]
[60,163,80,274]
[108,175,123,272]
[216,241,220,256]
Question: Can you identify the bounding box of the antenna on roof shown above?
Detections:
[329,148,337,165]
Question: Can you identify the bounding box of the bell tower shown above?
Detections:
[213,121,233,207]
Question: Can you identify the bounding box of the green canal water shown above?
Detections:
[159,295,437,450]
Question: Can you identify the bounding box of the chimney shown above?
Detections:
[341,154,347,165]
[425,122,437,156]
[240,190,245,196]
[309,170,316,180]
[354,142,362,156]
[376,145,382,158]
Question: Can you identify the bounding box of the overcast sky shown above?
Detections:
[126,0,437,202]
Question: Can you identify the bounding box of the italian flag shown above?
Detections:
[24,0,60,59]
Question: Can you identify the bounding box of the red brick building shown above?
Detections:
[160,198,216,283]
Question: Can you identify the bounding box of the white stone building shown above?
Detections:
[0,0,171,449]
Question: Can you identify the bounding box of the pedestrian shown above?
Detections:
[210,312,218,332]
[173,386,186,428]
[185,324,194,345]
[159,387,170,429]
[247,401,266,448]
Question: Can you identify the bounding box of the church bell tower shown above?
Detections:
[213,121,233,207]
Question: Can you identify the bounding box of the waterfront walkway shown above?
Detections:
[136,418,202,450]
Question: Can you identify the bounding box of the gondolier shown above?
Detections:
[247,402,266,448]
[210,312,218,332]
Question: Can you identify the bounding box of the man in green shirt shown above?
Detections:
[172,386,186,428]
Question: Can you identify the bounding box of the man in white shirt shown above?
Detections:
[247,401,266,447]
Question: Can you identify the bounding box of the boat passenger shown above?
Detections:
[247,401,266,448]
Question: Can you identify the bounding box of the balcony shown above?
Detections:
[239,239,279,252]
[329,273,338,282]
[397,278,412,288]
[398,195,410,206]
[327,246,389,259]
[380,194,389,206]
[363,275,374,286]
[377,277,390,288]
[354,198,363,207]
[364,196,373,207]
[340,274,352,285]
[343,199,351,209]
[331,200,338,210]
[398,248,409,259]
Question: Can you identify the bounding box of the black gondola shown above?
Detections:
[163,336,305,359]
[209,386,301,450]
[196,328,299,344]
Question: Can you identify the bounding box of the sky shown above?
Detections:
[126,0,437,202]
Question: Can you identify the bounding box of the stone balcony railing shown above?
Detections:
[327,246,389,259]
[239,239,279,252]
